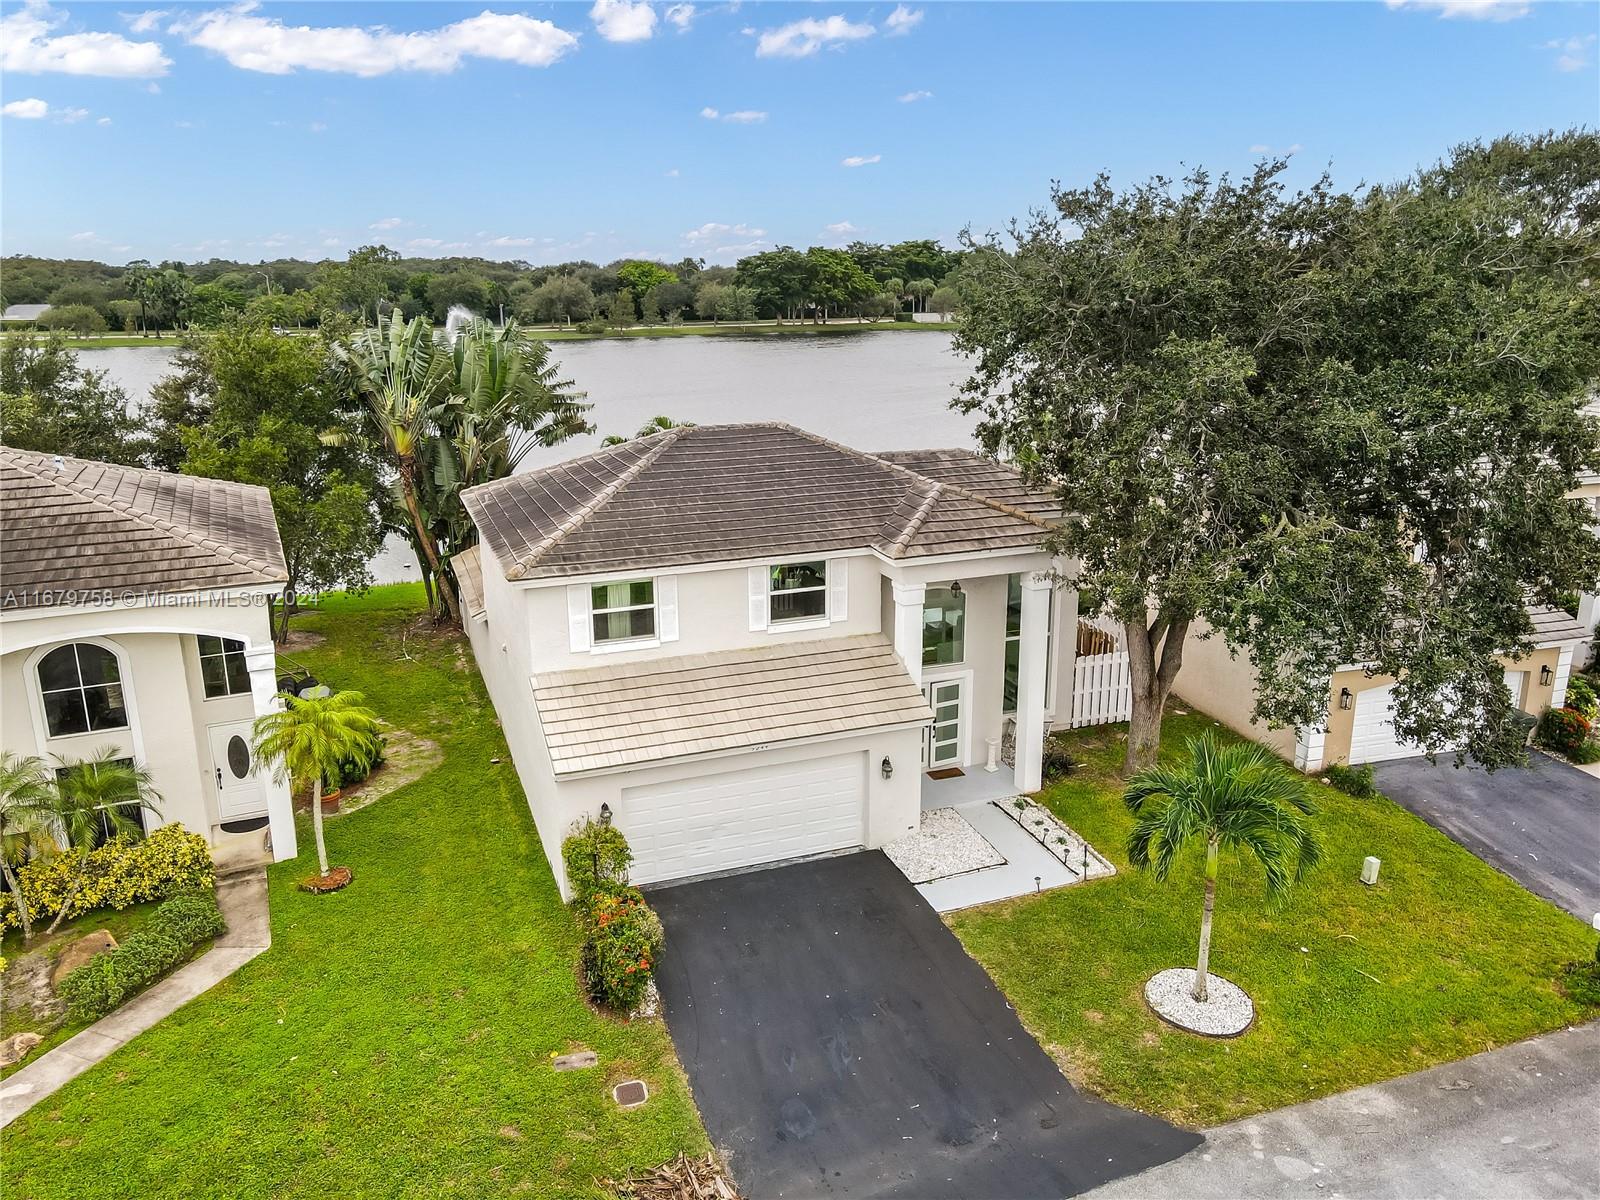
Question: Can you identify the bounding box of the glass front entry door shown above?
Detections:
[923,678,963,768]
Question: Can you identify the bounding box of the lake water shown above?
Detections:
[80,332,979,583]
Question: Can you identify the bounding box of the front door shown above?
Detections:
[207,720,266,821]
[923,678,963,768]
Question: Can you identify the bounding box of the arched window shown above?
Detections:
[37,643,128,738]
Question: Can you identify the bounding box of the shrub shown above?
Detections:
[150,891,227,945]
[1569,740,1600,765]
[1565,676,1599,722]
[576,318,610,335]
[1324,762,1377,798]
[57,891,223,1022]
[0,825,214,934]
[1535,706,1591,756]
[1041,739,1076,781]
[562,818,632,908]
[1559,942,1600,1006]
[580,886,664,1013]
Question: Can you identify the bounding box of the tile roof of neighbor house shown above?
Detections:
[452,544,486,620]
[532,634,934,776]
[0,448,288,611]
[1529,604,1590,647]
[461,423,1062,581]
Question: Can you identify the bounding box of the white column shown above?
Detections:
[1014,573,1052,792]
[245,642,298,863]
[891,581,927,688]
[1578,592,1598,634]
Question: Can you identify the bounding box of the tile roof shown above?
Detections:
[462,423,1060,581]
[532,634,933,776]
[453,544,486,620]
[1,448,288,611]
[1528,604,1590,647]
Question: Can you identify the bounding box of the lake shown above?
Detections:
[80,331,980,583]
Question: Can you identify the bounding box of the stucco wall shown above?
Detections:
[1173,621,1298,759]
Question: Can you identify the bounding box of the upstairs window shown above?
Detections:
[769,561,828,624]
[922,585,966,667]
[197,636,251,699]
[591,579,656,644]
[38,643,128,738]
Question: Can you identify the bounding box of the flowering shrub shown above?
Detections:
[561,817,632,908]
[0,825,214,934]
[1535,706,1591,757]
[580,886,664,1013]
[57,889,225,1022]
[1566,676,1599,722]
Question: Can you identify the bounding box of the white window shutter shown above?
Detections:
[748,566,769,631]
[827,558,848,623]
[567,584,591,652]
[657,575,679,642]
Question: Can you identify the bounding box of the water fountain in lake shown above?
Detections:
[443,304,478,341]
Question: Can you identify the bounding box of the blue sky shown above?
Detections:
[2,0,1596,266]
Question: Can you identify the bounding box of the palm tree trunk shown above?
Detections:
[45,875,84,935]
[399,456,461,628]
[2,857,34,943]
[1193,836,1219,1002]
[312,773,330,877]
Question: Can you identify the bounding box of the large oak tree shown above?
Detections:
[956,131,1600,774]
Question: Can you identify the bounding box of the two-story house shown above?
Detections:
[0,449,298,865]
[456,423,1071,895]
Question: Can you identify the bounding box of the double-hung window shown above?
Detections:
[197,636,251,699]
[769,561,828,624]
[591,579,656,644]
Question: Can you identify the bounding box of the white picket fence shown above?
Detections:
[1066,617,1133,729]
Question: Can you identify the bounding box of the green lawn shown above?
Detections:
[1,586,706,1199]
[951,709,1598,1128]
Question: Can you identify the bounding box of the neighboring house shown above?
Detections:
[0,448,297,863]
[0,304,52,326]
[1176,606,1588,770]
[456,422,1072,895]
[1572,396,1600,663]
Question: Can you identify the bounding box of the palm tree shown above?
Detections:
[251,691,381,881]
[334,314,462,626]
[0,752,59,942]
[1123,733,1322,1002]
[44,750,161,934]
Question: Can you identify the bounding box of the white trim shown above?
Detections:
[827,557,848,622]
[1552,645,1574,709]
[656,575,679,643]
[1294,725,1327,773]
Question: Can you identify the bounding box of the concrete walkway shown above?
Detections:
[1087,1022,1600,1199]
[0,868,270,1129]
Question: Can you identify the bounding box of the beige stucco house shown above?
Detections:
[456,423,1073,896]
[0,448,298,863]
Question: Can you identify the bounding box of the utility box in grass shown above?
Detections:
[1361,856,1381,886]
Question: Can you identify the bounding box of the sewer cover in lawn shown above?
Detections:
[612,1080,649,1109]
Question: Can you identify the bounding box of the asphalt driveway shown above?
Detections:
[1372,753,1600,919]
[650,851,1200,1199]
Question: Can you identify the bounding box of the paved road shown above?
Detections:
[1088,1021,1600,1200]
[1372,754,1600,919]
[651,851,1200,1199]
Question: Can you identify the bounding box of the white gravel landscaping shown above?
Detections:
[1144,967,1255,1037]
[991,796,1116,881]
[883,807,1007,883]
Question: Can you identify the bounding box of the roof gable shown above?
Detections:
[462,423,1059,581]
[1,448,289,611]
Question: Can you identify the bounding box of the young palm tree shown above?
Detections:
[1123,732,1323,1002]
[45,750,162,934]
[251,691,381,881]
[0,752,59,942]
[334,314,462,626]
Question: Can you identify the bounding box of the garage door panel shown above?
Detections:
[622,751,866,885]
[1349,682,1474,765]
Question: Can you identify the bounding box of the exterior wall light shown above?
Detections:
[1539,665,1553,687]
[949,580,962,597]
[881,756,894,780]
[598,802,612,826]
[1338,687,1354,711]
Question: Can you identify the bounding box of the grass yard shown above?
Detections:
[951,707,1598,1129]
[1,586,706,1200]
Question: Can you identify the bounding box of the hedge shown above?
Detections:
[57,890,226,1022]
[0,825,214,935]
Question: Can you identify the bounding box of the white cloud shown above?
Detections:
[755,14,873,58]
[700,105,719,118]
[665,4,695,32]
[58,105,89,122]
[1547,33,1596,71]
[825,221,860,235]
[97,115,111,124]
[665,167,680,177]
[145,80,159,92]
[3,1,171,77]
[309,119,327,133]
[406,237,445,249]
[122,9,166,34]
[70,230,102,241]
[370,216,404,230]
[841,153,881,167]
[682,221,765,244]
[1249,143,1271,153]
[171,3,579,76]
[1248,142,1302,156]
[2,97,51,119]
[701,105,767,123]
[884,5,923,36]
[483,234,538,247]
[897,89,932,103]
[590,0,656,43]
[1382,0,1529,20]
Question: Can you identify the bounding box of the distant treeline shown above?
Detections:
[1,240,966,335]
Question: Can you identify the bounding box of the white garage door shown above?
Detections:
[621,751,866,886]
[1348,670,1523,764]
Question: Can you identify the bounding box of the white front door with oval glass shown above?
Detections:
[208,720,267,821]
[923,678,963,768]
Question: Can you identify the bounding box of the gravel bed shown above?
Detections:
[1144,967,1255,1037]
[992,797,1116,880]
[883,808,1006,883]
